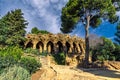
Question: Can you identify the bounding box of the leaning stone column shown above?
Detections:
[76,43,81,53]
[68,44,73,53]
[80,43,85,54]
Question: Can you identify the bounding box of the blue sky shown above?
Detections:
[0,0,119,40]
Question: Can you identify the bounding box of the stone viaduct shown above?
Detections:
[25,33,85,55]
[25,33,85,66]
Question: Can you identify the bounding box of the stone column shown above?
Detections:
[33,41,37,49]
[68,44,73,53]
[63,42,66,53]
[80,43,85,54]
[76,43,81,53]
[43,42,47,52]
[53,43,57,54]
[39,45,43,53]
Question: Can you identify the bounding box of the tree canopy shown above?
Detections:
[61,0,118,33]
[0,9,28,46]
[31,27,50,34]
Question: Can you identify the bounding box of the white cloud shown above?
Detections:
[116,11,120,17]
[23,0,68,33]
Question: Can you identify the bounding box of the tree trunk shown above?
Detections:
[84,16,90,67]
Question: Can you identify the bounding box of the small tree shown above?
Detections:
[61,0,119,66]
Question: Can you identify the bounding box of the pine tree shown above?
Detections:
[0,9,28,46]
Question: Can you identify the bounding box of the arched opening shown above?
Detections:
[57,41,63,53]
[73,42,77,53]
[47,41,54,53]
[66,42,70,53]
[26,42,33,48]
[36,41,44,53]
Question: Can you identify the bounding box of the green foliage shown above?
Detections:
[112,44,120,61]
[24,48,40,55]
[52,52,66,65]
[0,9,28,46]
[0,46,23,69]
[0,46,41,76]
[0,65,30,80]
[40,51,48,56]
[31,27,50,34]
[92,37,115,62]
[19,56,41,74]
[31,27,40,34]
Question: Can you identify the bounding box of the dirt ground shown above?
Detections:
[32,61,120,80]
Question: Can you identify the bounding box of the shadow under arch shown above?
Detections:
[66,42,70,53]
[73,42,77,53]
[36,41,44,53]
[47,41,54,53]
[26,41,33,48]
[57,41,63,53]
[79,44,83,54]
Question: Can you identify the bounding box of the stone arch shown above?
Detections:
[36,41,44,53]
[26,41,33,48]
[57,41,63,53]
[66,42,70,53]
[47,41,54,53]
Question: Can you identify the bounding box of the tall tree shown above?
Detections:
[61,0,119,66]
[0,9,28,46]
[115,22,120,44]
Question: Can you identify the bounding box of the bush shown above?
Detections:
[52,52,66,65]
[91,37,116,62]
[40,51,48,56]
[24,48,40,55]
[112,44,120,61]
[19,56,41,74]
[0,65,30,80]
[0,46,23,70]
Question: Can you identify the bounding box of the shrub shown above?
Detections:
[19,56,41,74]
[24,48,40,55]
[40,51,48,56]
[52,52,66,65]
[0,46,23,70]
[91,37,116,62]
[112,44,120,61]
[0,65,30,80]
